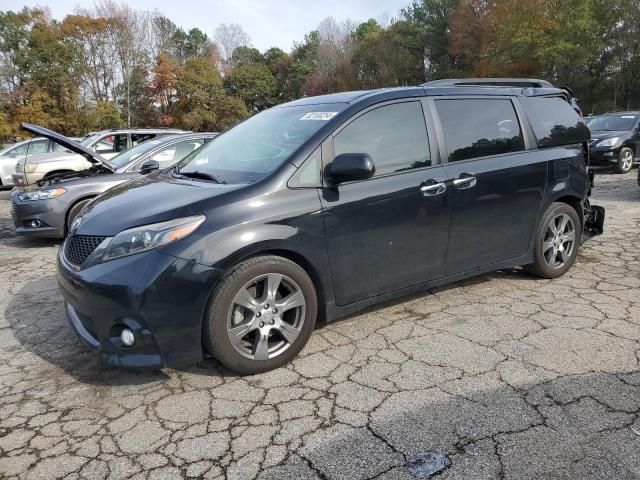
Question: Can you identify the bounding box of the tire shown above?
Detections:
[66,198,92,234]
[203,255,318,374]
[524,202,582,279]
[615,147,634,174]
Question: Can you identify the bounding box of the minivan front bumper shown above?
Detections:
[57,245,223,368]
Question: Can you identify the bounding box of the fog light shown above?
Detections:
[30,219,41,228]
[120,328,135,347]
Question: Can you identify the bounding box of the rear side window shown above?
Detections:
[435,99,524,162]
[520,96,590,148]
[333,101,430,176]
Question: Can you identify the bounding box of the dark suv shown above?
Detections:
[56,78,605,374]
[586,112,640,173]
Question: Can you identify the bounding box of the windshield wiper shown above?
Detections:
[178,170,227,184]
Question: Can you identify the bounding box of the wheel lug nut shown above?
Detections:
[264,304,269,309]
[259,322,264,328]
[270,320,275,325]
[256,312,261,318]
[272,308,277,314]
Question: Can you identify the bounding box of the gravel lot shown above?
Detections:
[1,171,639,480]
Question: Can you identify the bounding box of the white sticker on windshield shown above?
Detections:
[300,112,338,121]
[621,115,636,118]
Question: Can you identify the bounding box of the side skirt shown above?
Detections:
[323,252,533,323]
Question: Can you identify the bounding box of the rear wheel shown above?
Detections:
[203,255,317,374]
[615,147,634,174]
[525,202,581,279]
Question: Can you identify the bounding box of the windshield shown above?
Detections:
[176,104,344,183]
[586,114,638,132]
[109,138,166,168]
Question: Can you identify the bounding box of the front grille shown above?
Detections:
[64,235,106,266]
[76,310,98,339]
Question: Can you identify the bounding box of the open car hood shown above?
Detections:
[20,123,115,172]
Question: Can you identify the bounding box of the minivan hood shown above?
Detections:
[20,123,115,171]
[75,173,243,236]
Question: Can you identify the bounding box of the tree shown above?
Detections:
[171,57,248,131]
[224,64,276,111]
[214,23,251,62]
[403,0,460,79]
[352,20,424,88]
[230,46,263,68]
[60,14,117,103]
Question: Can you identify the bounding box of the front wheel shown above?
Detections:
[203,255,317,374]
[615,147,634,174]
[524,202,582,279]
[66,198,92,234]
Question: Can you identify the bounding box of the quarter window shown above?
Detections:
[333,101,430,176]
[520,96,590,148]
[435,99,524,162]
[289,148,321,188]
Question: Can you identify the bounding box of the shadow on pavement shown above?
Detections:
[5,275,233,386]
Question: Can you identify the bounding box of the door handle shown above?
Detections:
[452,174,477,189]
[420,182,447,196]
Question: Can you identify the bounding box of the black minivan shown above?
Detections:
[56,78,605,374]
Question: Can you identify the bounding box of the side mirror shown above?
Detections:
[326,153,375,184]
[140,159,160,175]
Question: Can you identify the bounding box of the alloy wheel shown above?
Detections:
[543,213,576,269]
[226,273,306,361]
[621,150,634,172]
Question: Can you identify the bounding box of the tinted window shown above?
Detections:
[435,99,524,162]
[520,96,590,148]
[586,114,638,132]
[333,102,430,176]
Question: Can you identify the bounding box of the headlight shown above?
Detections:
[102,215,205,262]
[23,163,38,173]
[597,137,620,148]
[18,188,66,201]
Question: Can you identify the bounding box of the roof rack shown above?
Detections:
[421,78,554,88]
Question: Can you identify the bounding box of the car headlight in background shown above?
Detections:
[18,188,66,201]
[102,215,205,262]
[597,137,620,148]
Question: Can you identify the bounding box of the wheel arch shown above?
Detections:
[551,194,584,228]
[217,247,328,323]
[64,195,97,234]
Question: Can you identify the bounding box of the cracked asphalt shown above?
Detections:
[1,171,639,480]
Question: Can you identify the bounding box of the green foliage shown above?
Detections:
[1,0,640,141]
[231,46,263,67]
[224,64,277,111]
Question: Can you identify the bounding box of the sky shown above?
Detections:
[3,0,411,52]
